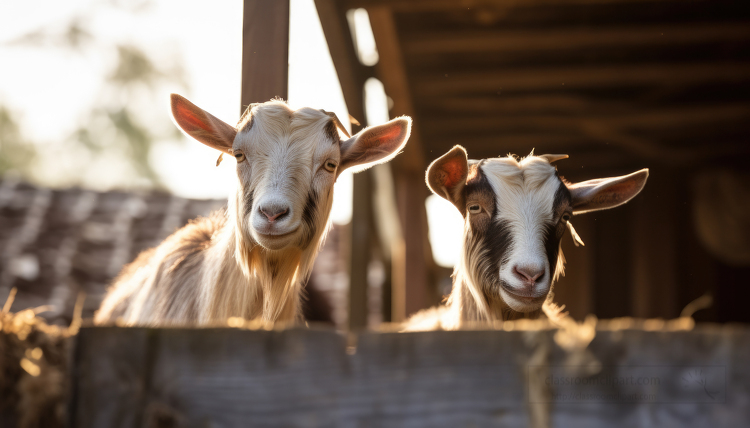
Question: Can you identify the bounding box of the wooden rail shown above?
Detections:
[69,324,749,427]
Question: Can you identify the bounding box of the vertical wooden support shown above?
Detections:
[368,7,433,321]
[348,172,373,330]
[316,1,436,325]
[314,0,371,330]
[241,0,290,110]
[593,203,633,318]
[371,164,403,324]
[552,216,595,320]
[631,169,679,318]
[392,172,433,320]
[678,184,717,322]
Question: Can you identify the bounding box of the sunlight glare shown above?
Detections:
[346,8,379,66]
[425,194,464,268]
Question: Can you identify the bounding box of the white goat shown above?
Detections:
[405,145,648,330]
[95,94,411,326]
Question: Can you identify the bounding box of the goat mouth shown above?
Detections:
[255,228,298,238]
[500,283,548,302]
[499,286,548,313]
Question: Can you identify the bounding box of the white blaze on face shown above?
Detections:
[481,156,563,312]
[233,102,339,251]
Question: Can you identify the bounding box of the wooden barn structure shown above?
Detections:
[0,178,222,322]
[7,0,741,328]
[1,3,748,327]
[2,1,750,427]
[297,0,750,325]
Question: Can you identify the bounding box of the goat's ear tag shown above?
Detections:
[567,221,585,247]
[216,153,224,167]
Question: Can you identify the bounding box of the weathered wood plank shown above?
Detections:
[342,0,698,12]
[549,327,750,426]
[70,325,750,427]
[404,24,750,55]
[240,0,290,108]
[421,105,750,135]
[413,63,750,96]
[69,327,150,428]
[366,7,435,320]
[314,0,373,331]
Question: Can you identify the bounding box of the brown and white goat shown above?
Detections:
[94,94,411,326]
[405,146,648,330]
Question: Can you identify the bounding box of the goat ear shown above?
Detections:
[568,169,649,215]
[339,116,411,173]
[426,145,469,210]
[170,94,236,155]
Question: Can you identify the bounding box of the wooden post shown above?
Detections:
[392,172,433,319]
[314,0,372,330]
[348,172,372,330]
[552,215,595,320]
[631,168,679,318]
[241,0,290,110]
[593,202,633,318]
[367,7,434,321]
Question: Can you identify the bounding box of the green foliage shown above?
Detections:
[109,45,160,87]
[0,107,36,174]
[107,108,161,186]
[2,9,187,190]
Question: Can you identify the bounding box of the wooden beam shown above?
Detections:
[422,133,588,157]
[314,0,372,330]
[348,169,373,330]
[413,63,750,96]
[314,0,367,123]
[423,105,750,135]
[552,215,595,320]
[418,94,628,115]
[593,203,633,318]
[240,0,290,109]
[630,170,680,318]
[367,7,425,173]
[404,24,750,55]
[367,7,434,320]
[341,0,700,12]
[421,139,647,175]
[421,104,750,163]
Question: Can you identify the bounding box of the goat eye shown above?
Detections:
[234,151,246,163]
[468,204,481,214]
[323,160,338,173]
[562,213,571,222]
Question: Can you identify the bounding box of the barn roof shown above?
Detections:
[319,0,750,174]
[0,177,225,323]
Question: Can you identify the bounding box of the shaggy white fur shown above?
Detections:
[404,146,648,330]
[95,95,411,326]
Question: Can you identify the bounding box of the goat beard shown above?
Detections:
[463,236,502,298]
[476,266,505,302]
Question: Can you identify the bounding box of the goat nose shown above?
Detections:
[259,205,289,223]
[513,265,544,286]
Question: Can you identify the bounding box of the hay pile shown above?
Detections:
[0,289,80,428]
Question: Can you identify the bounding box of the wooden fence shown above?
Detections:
[68,324,749,427]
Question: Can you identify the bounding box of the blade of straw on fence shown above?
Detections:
[3,287,17,313]
[69,292,86,335]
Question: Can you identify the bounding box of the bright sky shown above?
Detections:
[0,0,463,267]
